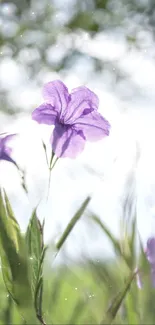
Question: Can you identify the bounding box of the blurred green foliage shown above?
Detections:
[0,256,155,324]
[0,189,154,324]
[0,0,155,114]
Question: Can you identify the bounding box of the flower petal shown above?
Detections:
[1,134,17,146]
[74,110,110,141]
[0,151,16,165]
[64,86,99,123]
[50,124,85,158]
[43,80,70,116]
[146,237,155,264]
[0,134,17,155]
[32,103,58,125]
[0,134,17,165]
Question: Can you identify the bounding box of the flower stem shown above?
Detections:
[46,152,59,200]
[16,164,28,194]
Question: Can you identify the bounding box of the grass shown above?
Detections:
[0,256,153,324]
[0,191,154,324]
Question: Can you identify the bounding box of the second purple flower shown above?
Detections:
[136,237,155,289]
[32,80,110,158]
[0,133,16,165]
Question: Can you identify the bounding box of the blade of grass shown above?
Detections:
[125,289,139,324]
[91,215,132,268]
[56,197,91,252]
[91,215,121,255]
[0,190,40,324]
[101,271,137,324]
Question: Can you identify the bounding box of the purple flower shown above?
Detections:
[32,80,110,158]
[0,133,16,165]
[136,237,155,288]
[146,237,155,287]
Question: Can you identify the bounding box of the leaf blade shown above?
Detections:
[56,196,91,251]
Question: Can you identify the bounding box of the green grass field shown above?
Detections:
[0,193,154,325]
[0,249,154,324]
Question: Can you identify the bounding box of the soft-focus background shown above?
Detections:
[1,0,155,323]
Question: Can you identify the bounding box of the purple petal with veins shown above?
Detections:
[32,80,110,158]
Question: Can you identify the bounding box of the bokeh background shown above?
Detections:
[1,0,155,323]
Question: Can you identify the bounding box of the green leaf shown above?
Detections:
[26,210,47,324]
[101,271,136,324]
[56,196,91,251]
[128,216,137,268]
[26,209,43,295]
[2,295,13,325]
[3,189,21,251]
[34,246,47,311]
[125,290,139,324]
[0,190,39,324]
[91,215,122,255]
[68,299,86,324]
[91,215,135,269]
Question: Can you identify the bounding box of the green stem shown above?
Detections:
[46,153,59,200]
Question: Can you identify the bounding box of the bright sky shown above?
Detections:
[1,34,155,261]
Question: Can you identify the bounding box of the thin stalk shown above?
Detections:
[42,140,49,168]
[46,152,59,200]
